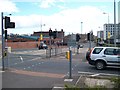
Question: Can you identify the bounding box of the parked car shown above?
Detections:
[38,42,48,49]
[86,47,120,70]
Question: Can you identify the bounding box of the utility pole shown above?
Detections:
[1,12,5,71]
[114,0,116,47]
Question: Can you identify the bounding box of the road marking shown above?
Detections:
[39,63,41,64]
[72,68,74,70]
[91,74,100,77]
[28,67,30,69]
[78,71,120,76]
[64,79,73,82]
[0,71,5,73]
[75,75,82,85]
[23,68,26,70]
[53,86,64,89]
[20,56,23,62]
[32,65,34,67]
[14,63,17,65]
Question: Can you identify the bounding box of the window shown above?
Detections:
[104,48,119,55]
[93,48,103,54]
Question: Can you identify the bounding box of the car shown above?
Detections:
[38,42,48,49]
[86,47,120,70]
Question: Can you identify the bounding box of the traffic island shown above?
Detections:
[53,75,120,90]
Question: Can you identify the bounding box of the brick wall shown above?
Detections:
[6,41,38,49]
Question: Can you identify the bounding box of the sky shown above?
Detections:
[0,0,120,36]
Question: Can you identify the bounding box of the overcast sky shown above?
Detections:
[0,0,119,36]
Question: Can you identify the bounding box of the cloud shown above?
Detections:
[7,6,112,36]
[39,0,56,8]
[0,0,19,13]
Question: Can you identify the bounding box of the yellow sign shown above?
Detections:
[40,34,43,40]
[108,32,110,39]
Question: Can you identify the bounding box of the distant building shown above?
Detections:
[103,24,119,40]
[32,29,64,45]
[97,30,104,39]
[103,24,120,44]
[118,1,120,23]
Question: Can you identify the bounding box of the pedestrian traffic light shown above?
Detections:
[49,28,52,36]
[87,33,90,41]
[76,34,80,42]
[4,16,15,29]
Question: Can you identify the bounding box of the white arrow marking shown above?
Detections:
[20,56,23,62]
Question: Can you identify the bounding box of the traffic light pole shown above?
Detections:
[1,12,5,71]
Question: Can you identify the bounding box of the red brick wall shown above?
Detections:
[6,41,38,49]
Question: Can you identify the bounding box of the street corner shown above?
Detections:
[52,75,81,90]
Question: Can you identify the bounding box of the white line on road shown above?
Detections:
[28,67,30,69]
[75,75,82,85]
[91,74,100,77]
[32,65,34,67]
[20,56,24,62]
[78,71,120,76]
[53,86,64,89]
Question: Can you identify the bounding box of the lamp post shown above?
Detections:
[81,22,83,35]
[114,0,116,47]
[1,12,5,71]
[103,12,110,45]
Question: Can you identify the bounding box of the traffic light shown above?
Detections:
[76,34,80,42]
[5,30,7,39]
[87,33,90,41]
[4,16,15,29]
[49,28,52,36]
[53,31,57,39]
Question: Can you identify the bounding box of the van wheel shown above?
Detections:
[95,61,105,70]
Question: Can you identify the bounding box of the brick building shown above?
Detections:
[32,29,64,45]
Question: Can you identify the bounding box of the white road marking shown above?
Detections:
[75,75,82,85]
[23,68,26,70]
[53,86,64,89]
[20,56,23,62]
[90,74,100,77]
[64,79,73,82]
[32,65,34,67]
[39,63,41,64]
[28,67,30,69]
[0,71,5,73]
[14,63,17,65]
[72,68,74,70]
[78,71,120,76]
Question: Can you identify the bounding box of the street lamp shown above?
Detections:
[103,12,110,45]
[81,22,83,34]
[114,0,116,47]
[40,24,45,41]
[103,12,109,24]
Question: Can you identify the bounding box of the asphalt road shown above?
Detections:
[2,42,120,88]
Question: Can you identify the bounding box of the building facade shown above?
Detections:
[97,30,104,39]
[32,29,64,45]
[118,1,120,23]
[103,24,119,40]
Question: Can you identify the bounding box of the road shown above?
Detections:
[2,42,120,88]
